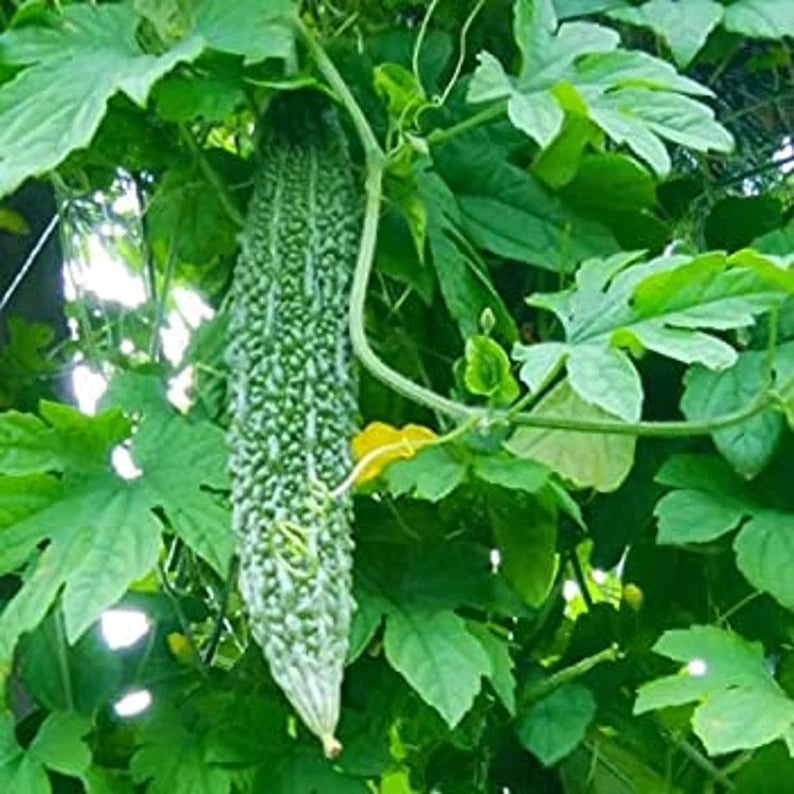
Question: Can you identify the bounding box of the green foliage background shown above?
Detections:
[1,0,794,791]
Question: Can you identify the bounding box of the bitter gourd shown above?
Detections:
[227,94,359,757]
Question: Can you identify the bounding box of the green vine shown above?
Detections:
[295,16,792,440]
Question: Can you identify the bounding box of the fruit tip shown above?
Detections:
[322,733,343,759]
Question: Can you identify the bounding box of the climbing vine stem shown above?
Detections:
[296,16,792,439]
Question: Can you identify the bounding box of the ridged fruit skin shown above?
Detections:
[226,94,359,754]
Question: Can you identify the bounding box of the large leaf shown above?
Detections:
[654,454,794,609]
[0,4,203,197]
[0,473,164,657]
[468,0,732,175]
[0,379,231,664]
[18,615,123,716]
[83,768,136,794]
[560,734,685,794]
[130,707,233,794]
[487,491,558,607]
[635,626,794,755]
[414,164,516,341]
[734,513,794,612]
[513,250,791,421]
[507,380,636,492]
[466,622,517,715]
[386,445,468,502]
[681,347,792,478]
[752,223,794,259]
[254,746,369,793]
[609,0,723,67]
[0,403,128,476]
[432,129,618,274]
[554,0,628,17]
[146,162,241,274]
[0,712,92,794]
[385,445,553,503]
[611,0,794,66]
[355,538,529,726]
[383,606,491,728]
[517,683,596,766]
[193,0,294,63]
[723,0,794,38]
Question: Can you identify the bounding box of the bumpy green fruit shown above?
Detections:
[227,94,359,757]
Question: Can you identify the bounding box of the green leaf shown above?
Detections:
[567,344,642,422]
[508,85,565,148]
[0,712,92,793]
[734,744,794,793]
[635,626,794,755]
[752,223,794,259]
[434,137,618,273]
[37,402,130,472]
[0,412,71,476]
[608,0,723,67]
[122,387,232,574]
[694,687,794,756]
[382,605,490,727]
[635,626,780,711]
[554,0,629,18]
[655,488,747,544]
[375,207,435,304]
[192,0,294,63]
[0,378,231,663]
[531,115,603,189]
[464,335,520,405]
[466,622,517,715]
[632,252,792,327]
[254,745,369,793]
[723,0,794,38]
[512,342,568,393]
[558,151,671,250]
[130,706,233,794]
[415,164,516,341]
[373,62,425,123]
[654,454,794,610]
[153,72,245,123]
[468,0,731,176]
[82,767,135,794]
[0,207,29,234]
[0,4,203,197]
[507,380,636,492]
[385,445,468,501]
[18,615,123,715]
[681,353,784,478]
[587,87,733,176]
[0,318,56,411]
[525,250,791,420]
[204,692,291,766]
[560,153,656,214]
[347,590,385,664]
[704,196,784,252]
[734,513,794,610]
[560,734,686,794]
[0,473,163,656]
[28,713,93,777]
[511,0,620,91]
[146,161,241,275]
[488,492,558,607]
[517,683,596,766]
[471,453,551,494]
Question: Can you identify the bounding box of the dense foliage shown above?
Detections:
[0,0,793,792]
